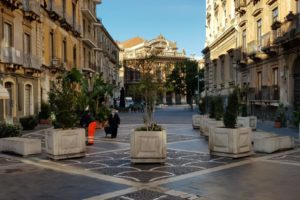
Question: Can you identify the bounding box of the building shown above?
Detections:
[203,0,300,121]
[118,35,186,104]
[0,0,42,123]
[0,0,120,123]
[40,0,82,102]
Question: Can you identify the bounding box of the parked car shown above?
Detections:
[125,97,134,108]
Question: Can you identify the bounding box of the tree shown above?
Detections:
[223,89,239,128]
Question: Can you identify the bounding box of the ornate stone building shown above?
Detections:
[0,0,42,123]
[118,35,186,104]
[203,0,300,121]
[0,0,119,123]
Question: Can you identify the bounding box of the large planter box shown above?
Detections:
[131,130,166,163]
[209,127,253,158]
[0,137,41,156]
[45,128,86,160]
[254,136,295,153]
[201,118,216,136]
[237,116,257,130]
[192,114,201,129]
[199,116,209,133]
[207,120,224,137]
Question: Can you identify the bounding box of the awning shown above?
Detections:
[0,84,9,99]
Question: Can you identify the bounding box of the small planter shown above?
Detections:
[209,127,253,158]
[271,21,281,30]
[286,12,295,22]
[39,119,51,125]
[45,128,86,160]
[201,118,217,136]
[192,114,206,129]
[274,120,281,128]
[131,130,166,163]
[237,116,257,130]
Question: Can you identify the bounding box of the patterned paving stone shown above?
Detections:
[0,157,22,167]
[108,189,186,200]
[53,149,240,183]
[270,154,300,164]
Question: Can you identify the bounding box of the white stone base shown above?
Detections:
[254,136,295,153]
[131,130,166,164]
[206,120,224,137]
[0,137,41,156]
[192,115,202,129]
[45,128,86,160]
[237,116,257,130]
[209,127,253,158]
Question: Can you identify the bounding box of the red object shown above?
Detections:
[87,121,97,145]
[274,120,281,128]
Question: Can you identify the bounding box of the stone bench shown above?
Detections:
[0,137,42,156]
[254,135,295,153]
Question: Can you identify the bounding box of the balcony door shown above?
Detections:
[24,84,33,116]
[294,57,300,109]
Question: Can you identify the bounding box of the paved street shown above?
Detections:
[1,105,300,200]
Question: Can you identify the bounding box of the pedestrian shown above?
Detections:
[104,109,120,138]
[80,111,96,145]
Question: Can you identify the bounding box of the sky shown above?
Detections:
[96,0,206,59]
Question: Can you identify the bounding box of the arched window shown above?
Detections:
[24,84,32,116]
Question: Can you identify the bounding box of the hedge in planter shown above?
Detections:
[0,123,21,138]
[214,96,224,121]
[19,116,38,130]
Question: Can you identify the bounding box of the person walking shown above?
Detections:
[104,109,120,138]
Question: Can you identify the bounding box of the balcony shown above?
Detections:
[247,41,263,60]
[23,53,41,70]
[81,1,97,22]
[261,32,277,55]
[1,0,22,10]
[22,0,40,21]
[82,31,97,48]
[254,86,280,102]
[235,0,246,15]
[93,0,102,4]
[44,2,60,21]
[0,47,23,66]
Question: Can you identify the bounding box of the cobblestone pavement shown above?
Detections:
[1,106,300,200]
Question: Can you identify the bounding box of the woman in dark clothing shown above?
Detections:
[105,109,120,138]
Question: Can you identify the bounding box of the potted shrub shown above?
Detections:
[192,97,207,129]
[274,103,286,128]
[271,20,282,30]
[0,122,21,138]
[46,68,86,160]
[209,89,252,158]
[38,101,51,124]
[129,49,166,164]
[19,115,38,130]
[206,96,224,137]
[202,97,217,136]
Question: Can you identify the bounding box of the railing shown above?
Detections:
[0,47,23,65]
[247,40,261,55]
[235,0,246,10]
[254,86,280,101]
[81,1,96,20]
[262,32,271,48]
[23,53,41,70]
[82,31,96,45]
[22,0,40,15]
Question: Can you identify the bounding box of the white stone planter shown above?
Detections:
[201,118,216,136]
[45,128,86,160]
[0,137,41,156]
[192,114,202,129]
[237,116,257,130]
[131,130,167,163]
[209,127,253,158]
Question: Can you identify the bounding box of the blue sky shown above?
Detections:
[96,0,206,58]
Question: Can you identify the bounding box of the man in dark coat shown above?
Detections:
[105,109,120,138]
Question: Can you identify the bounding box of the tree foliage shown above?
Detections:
[223,89,239,128]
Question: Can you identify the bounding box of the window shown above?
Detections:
[50,31,54,60]
[62,0,66,17]
[73,46,77,67]
[257,19,262,47]
[257,71,262,90]
[3,22,12,47]
[5,82,13,119]
[229,55,234,80]
[214,62,217,82]
[62,39,67,62]
[273,68,278,85]
[24,33,31,55]
[24,84,32,116]
[83,47,86,66]
[242,29,247,59]
[72,3,76,26]
[272,7,279,38]
[221,59,225,83]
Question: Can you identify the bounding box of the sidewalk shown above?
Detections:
[1,110,300,200]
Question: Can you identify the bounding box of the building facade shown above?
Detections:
[0,0,119,123]
[119,35,186,104]
[0,0,42,123]
[203,0,300,121]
